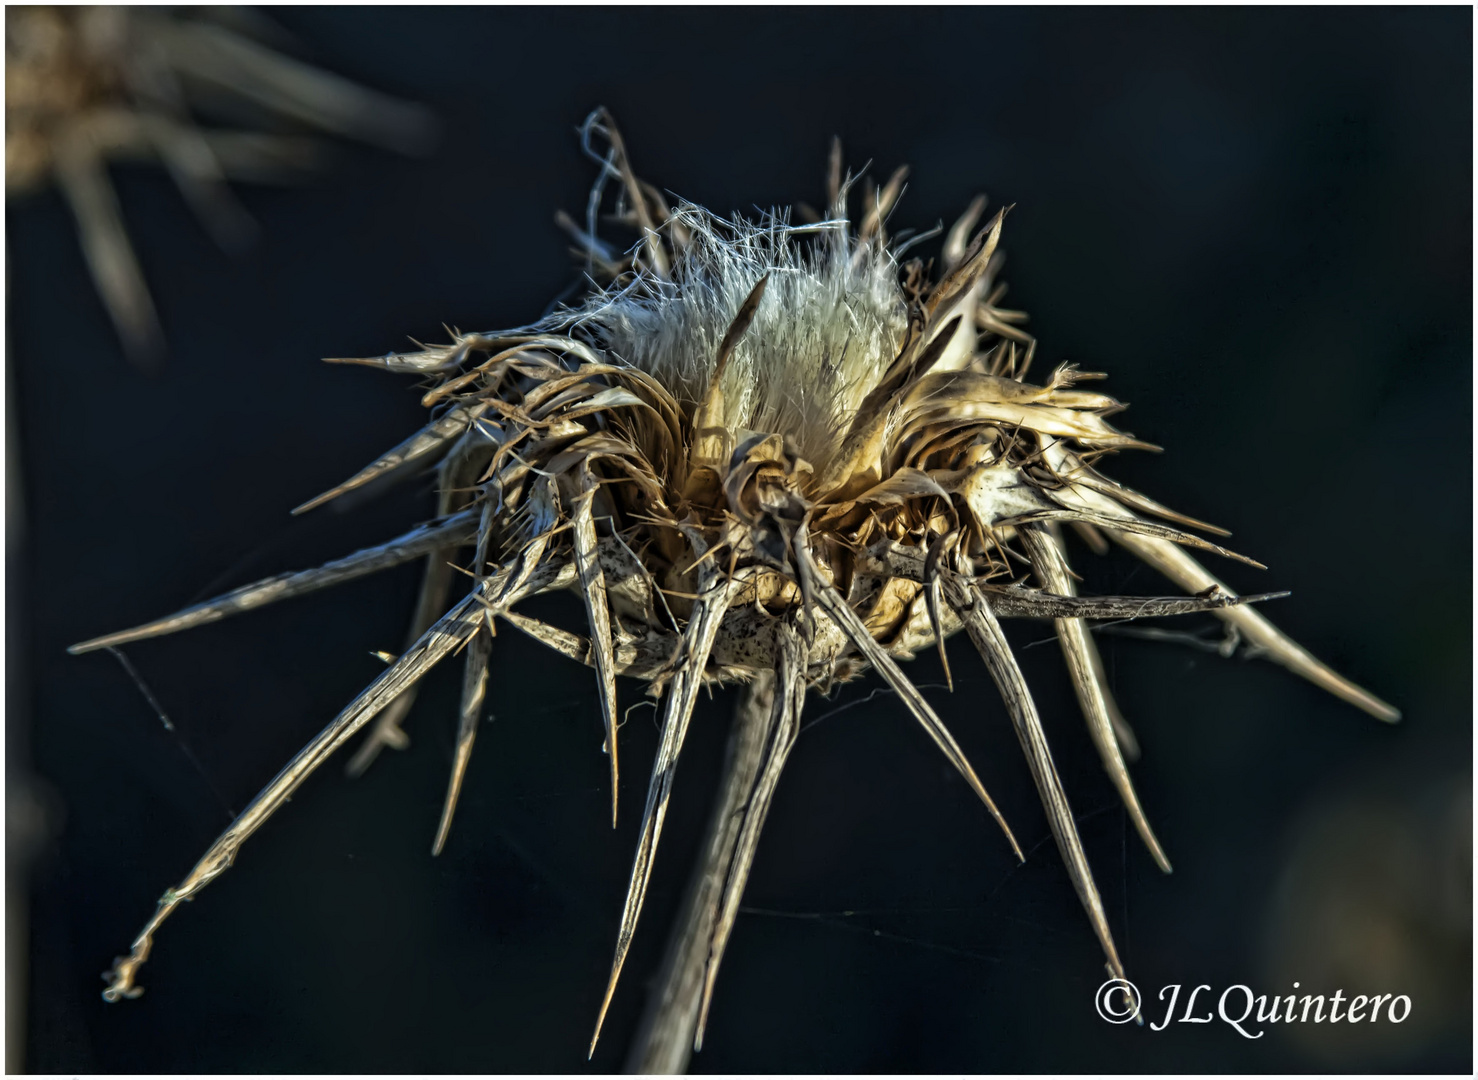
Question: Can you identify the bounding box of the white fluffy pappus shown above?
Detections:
[548,203,908,473]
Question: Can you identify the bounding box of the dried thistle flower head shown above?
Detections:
[71,109,1399,1058]
[5,4,434,364]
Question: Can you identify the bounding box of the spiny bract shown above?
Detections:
[73,109,1399,1058]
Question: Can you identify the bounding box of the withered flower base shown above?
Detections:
[72,111,1398,1063]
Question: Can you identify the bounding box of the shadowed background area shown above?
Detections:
[9,6,1470,1073]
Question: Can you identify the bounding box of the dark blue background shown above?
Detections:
[10,6,1471,1072]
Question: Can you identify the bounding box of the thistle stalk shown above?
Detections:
[625,673,779,1074]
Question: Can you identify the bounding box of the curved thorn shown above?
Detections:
[589,557,744,1058]
[343,541,460,778]
[574,471,621,828]
[1000,509,1265,570]
[795,535,1022,861]
[927,575,954,692]
[943,574,1126,981]
[101,578,495,1004]
[69,510,478,655]
[1020,526,1171,873]
[321,345,466,375]
[291,400,490,516]
[499,610,675,684]
[348,440,499,777]
[1085,620,1140,762]
[925,533,955,692]
[1038,441,1398,722]
[431,625,491,856]
[942,193,988,270]
[1110,530,1401,723]
[1071,469,1231,538]
[102,545,557,1003]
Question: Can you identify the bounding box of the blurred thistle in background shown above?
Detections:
[5,5,434,366]
[1261,771,1471,1065]
[5,5,432,1072]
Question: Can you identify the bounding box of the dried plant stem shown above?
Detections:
[590,557,746,1054]
[694,622,808,1048]
[625,672,779,1074]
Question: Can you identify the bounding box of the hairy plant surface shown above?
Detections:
[71,110,1399,1058]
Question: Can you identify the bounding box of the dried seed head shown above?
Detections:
[73,109,1399,1059]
